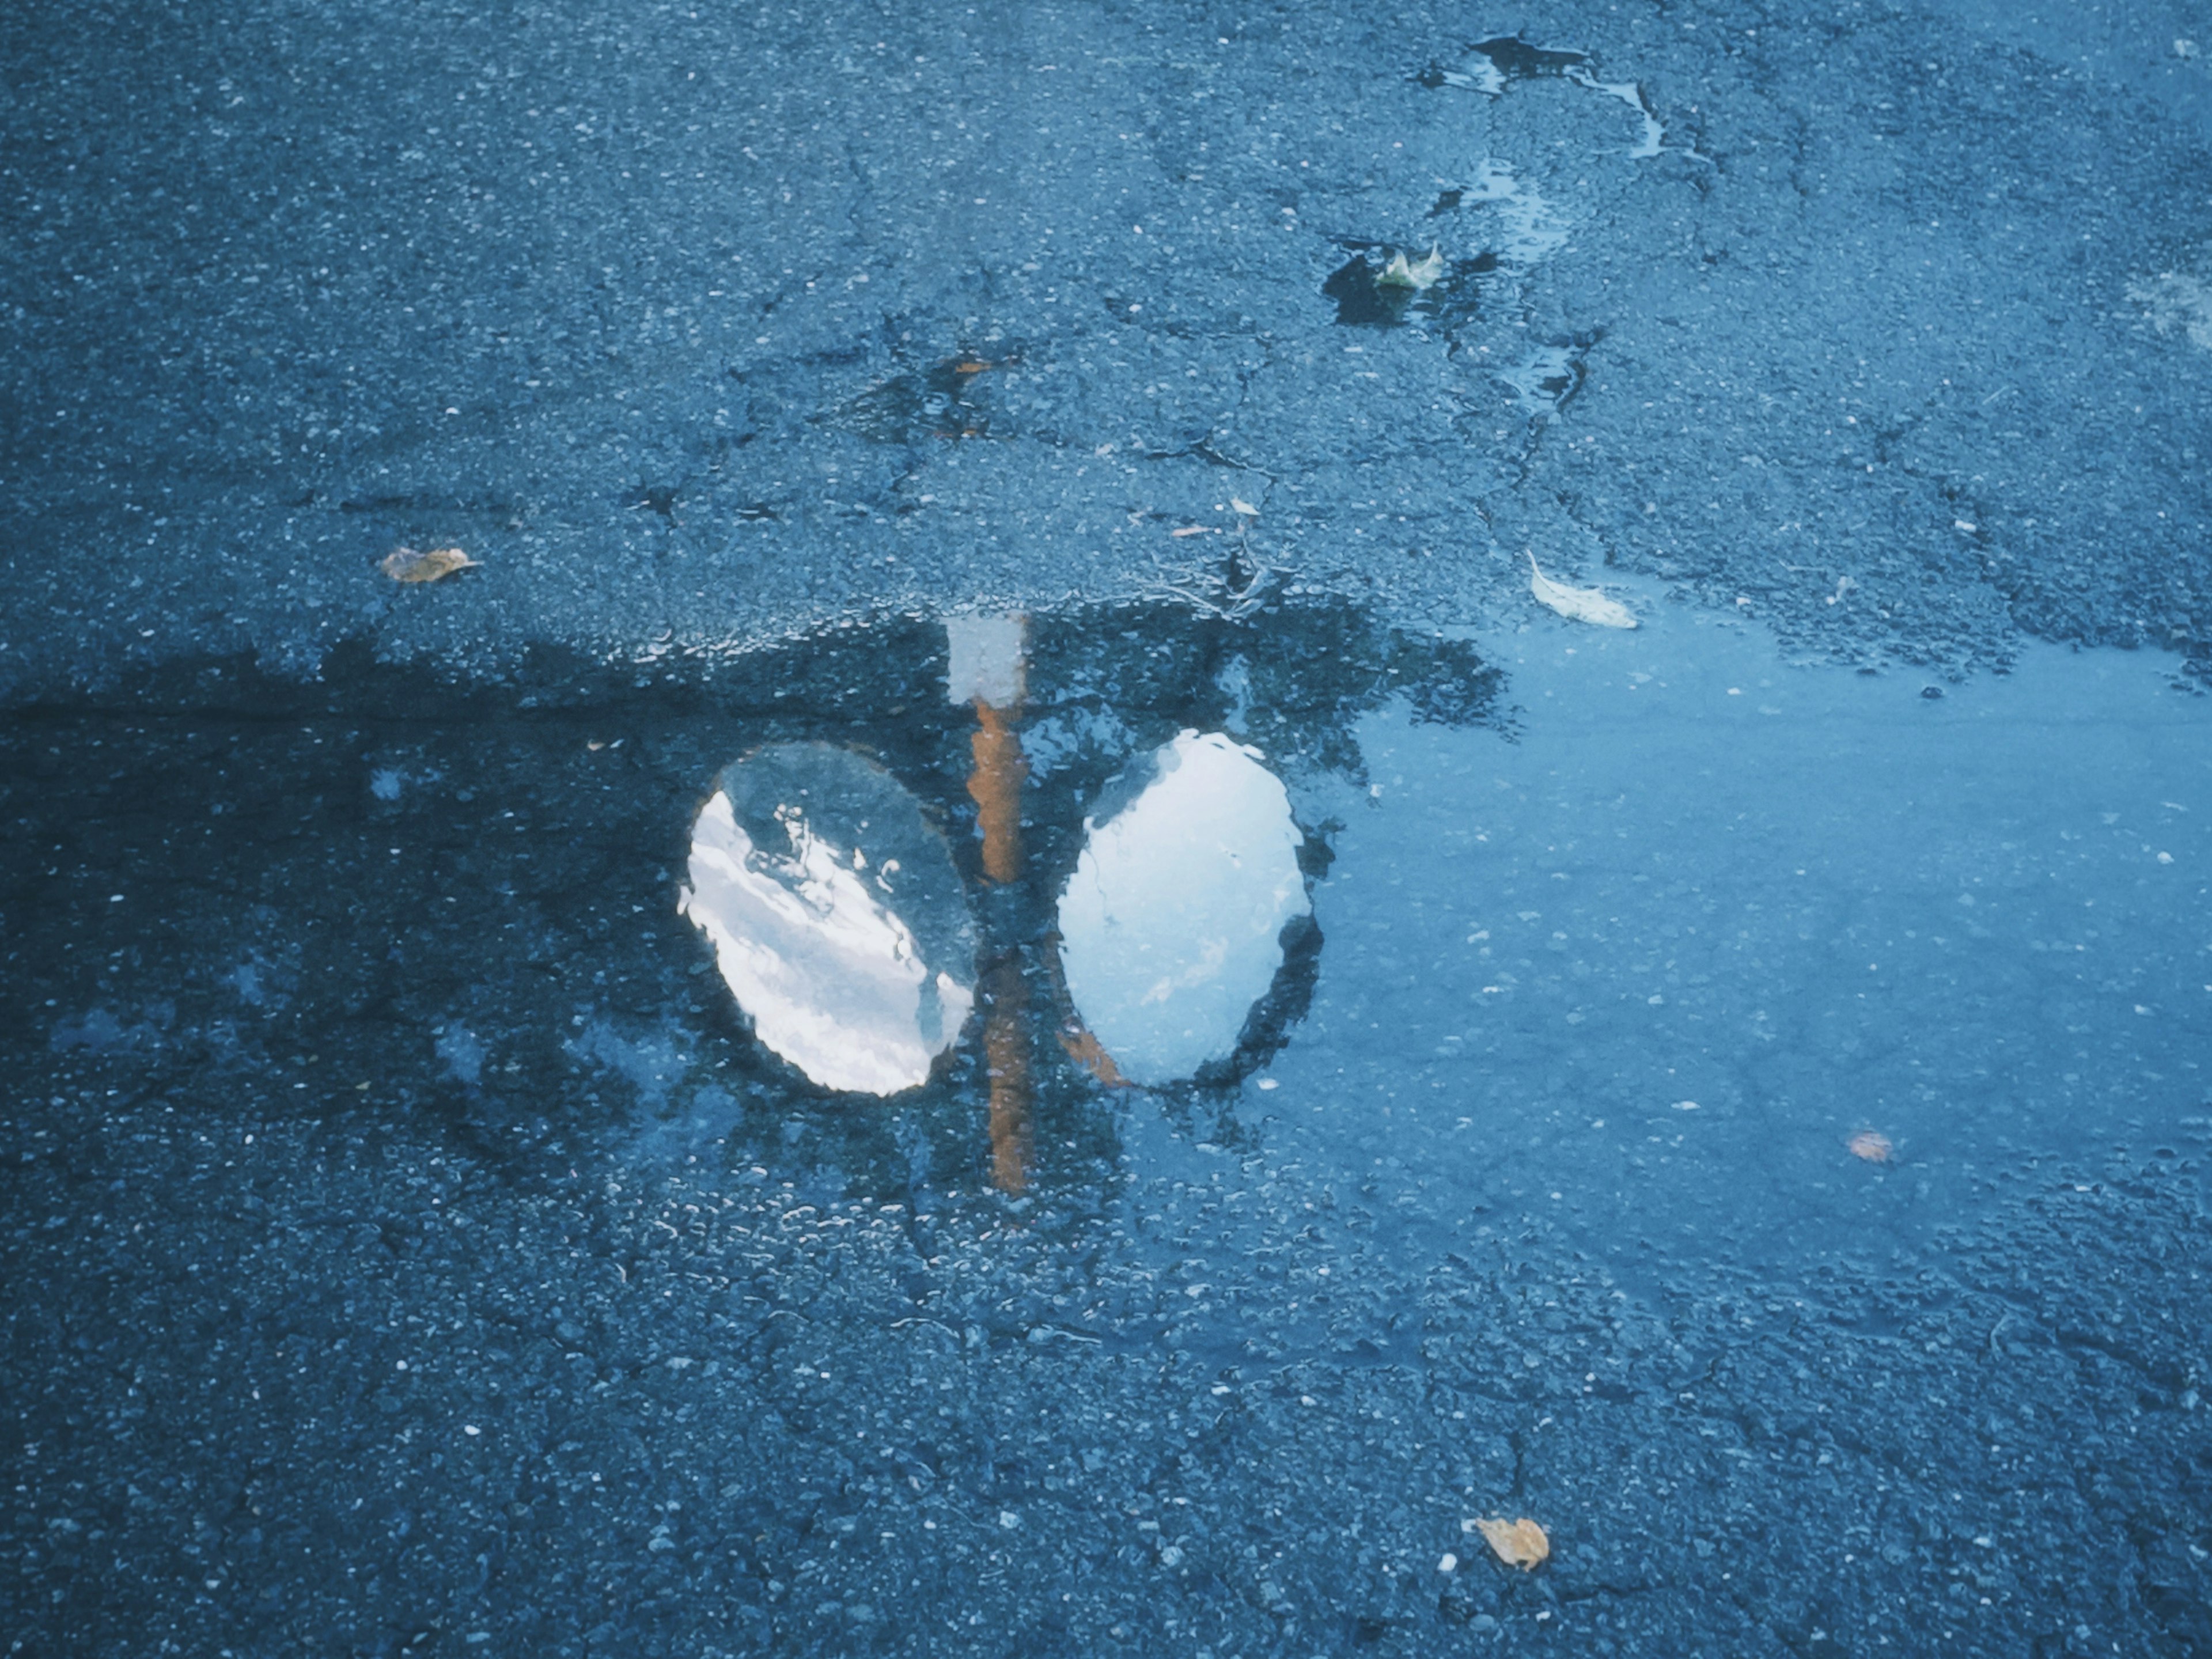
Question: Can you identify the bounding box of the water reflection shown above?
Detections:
[18,594,2207,1281]
[659,592,1507,1186]
[948,613,1035,1191]
[1,594,1513,1207]
[678,743,976,1097]
[1056,732,1310,1088]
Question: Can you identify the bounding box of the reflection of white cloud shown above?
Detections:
[565,1018,688,1112]
[1437,58,1508,96]
[1058,732,1308,1086]
[680,789,972,1096]
[436,1024,485,1087]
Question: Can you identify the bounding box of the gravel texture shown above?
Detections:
[4,1,2211,1654]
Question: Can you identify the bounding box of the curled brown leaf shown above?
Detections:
[1471,1517,1549,1570]
[381,546,479,584]
[1848,1130,1894,1163]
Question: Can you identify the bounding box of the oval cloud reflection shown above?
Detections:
[679,743,976,1096]
[1056,731,1310,1086]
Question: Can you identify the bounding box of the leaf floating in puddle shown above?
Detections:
[1378,247,1447,290]
[1528,552,1637,629]
[1848,1130,1895,1163]
[1468,1517,1550,1570]
[381,546,479,584]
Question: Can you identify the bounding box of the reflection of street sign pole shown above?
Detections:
[981,958,1031,1196]
[946,616,1032,1194]
[968,702,1025,886]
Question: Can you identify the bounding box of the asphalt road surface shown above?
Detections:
[4,2,2210,1656]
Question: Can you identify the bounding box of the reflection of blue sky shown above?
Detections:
[1014,704,1134,782]
[1247,607,2211,1271]
[1058,732,1308,1086]
[1459,160,1573,264]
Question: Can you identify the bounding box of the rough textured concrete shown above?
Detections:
[6,601,2210,1656]
[5,3,2211,1656]
[10,1099,2208,1657]
[4,0,2209,692]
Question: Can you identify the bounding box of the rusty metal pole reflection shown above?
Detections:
[950,617,1033,1195]
[968,701,1026,887]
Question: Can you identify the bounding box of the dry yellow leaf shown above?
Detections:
[1378,246,1447,290]
[1471,1517,1549,1570]
[381,546,479,584]
[1848,1130,1894,1163]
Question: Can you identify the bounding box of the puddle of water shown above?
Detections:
[1321,246,1498,328]
[1335,39,1669,340]
[1414,36,1666,158]
[1459,160,1573,264]
[1500,340,1590,410]
[1249,607,2212,1279]
[840,353,1005,442]
[2,597,1499,1194]
[1057,730,1309,1087]
[1321,166,1563,329]
[680,743,977,1096]
[1416,36,1589,95]
[10,596,2205,1287]
[1574,74,1666,160]
[1321,181,1572,336]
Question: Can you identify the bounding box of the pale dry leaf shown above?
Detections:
[1230,497,1260,518]
[1848,1130,1894,1163]
[1378,247,1447,291]
[382,546,480,584]
[1529,552,1637,629]
[1470,1517,1550,1570]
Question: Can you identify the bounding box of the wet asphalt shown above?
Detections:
[5,1,2212,1656]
